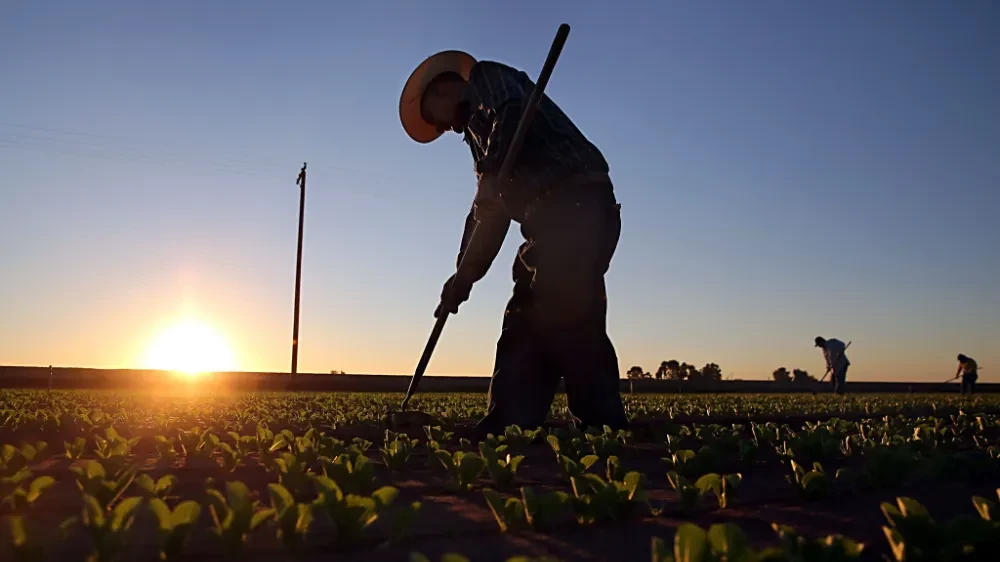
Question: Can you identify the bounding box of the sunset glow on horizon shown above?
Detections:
[144,317,237,376]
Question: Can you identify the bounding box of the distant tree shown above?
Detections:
[655,361,668,380]
[330,370,346,375]
[626,365,648,379]
[792,369,816,383]
[682,363,701,381]
[700,363,723,382]
[665,360,684,380]
[772,367,791,383]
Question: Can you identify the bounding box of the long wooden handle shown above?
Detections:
[401,24,572,411]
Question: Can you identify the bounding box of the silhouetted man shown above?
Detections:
[815,336,850,395]
[954,354,978,395]
[398,50,628,438]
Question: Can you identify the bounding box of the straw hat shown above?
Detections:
[399,50,477,143]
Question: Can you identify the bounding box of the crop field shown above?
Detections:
[1,390,999,561]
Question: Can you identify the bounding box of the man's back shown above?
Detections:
[824,338,850,370]
[461,61,610,218]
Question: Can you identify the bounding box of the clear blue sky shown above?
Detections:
[1,1,997,381]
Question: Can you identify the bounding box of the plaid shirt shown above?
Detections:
[453,60,610,280]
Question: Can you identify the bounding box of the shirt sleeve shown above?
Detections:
[455,201,510,284]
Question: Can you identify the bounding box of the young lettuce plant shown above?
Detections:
[70,459,136,511]
[694,473,741,509]
[771,523,865,561]
[64,437,87,460]
[787,460,829,501]
[135,474,177,500]
[479,442,524,487]
[309,474,399,543]
[2,475,55,511]
[266,483,315,553]
[482,488,527,532]
[434,449,485,492]
[521,486,571,530]
[381,430,419,471]
[68,495,143,562]
[321,452,376,496]
[666,471,701,512]
[651,522,756,562]
[148,498,202,562]
[569,472,649,524]
[206,480,274,557]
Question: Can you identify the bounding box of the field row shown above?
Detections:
[2,390,1000,561]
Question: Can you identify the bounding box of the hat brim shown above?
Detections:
[399,50,477,144]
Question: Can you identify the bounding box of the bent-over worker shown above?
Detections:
[955,354,978,395]
[815,336,850,395]
[398,50,629,439]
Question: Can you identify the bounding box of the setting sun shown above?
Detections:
[144,318,237,375]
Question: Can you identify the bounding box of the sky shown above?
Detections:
[1,1,998,382]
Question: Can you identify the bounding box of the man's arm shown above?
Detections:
[454,195,510,285]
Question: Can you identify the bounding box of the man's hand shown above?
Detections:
[434,273,473,318]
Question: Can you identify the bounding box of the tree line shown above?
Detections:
[625,361,723,381]
[623,362,820,383]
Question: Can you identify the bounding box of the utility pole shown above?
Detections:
[291,162,307,379]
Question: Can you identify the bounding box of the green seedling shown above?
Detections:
[546,432,588,462]
[423,425,455,451]
[605,455,626,482]
[434,449,485,492]
[381,430,419,471]
[153,436,178,461]
[521,486,571,530]
[771,523,866,562]
[321,452,376,496]
[479,442,524,487]
[65,437,87,459]
[206,480,274,556]
[666,471,701,512]
[558,454,599,482]
[652,523,754,562]
[2,475,55,510]
[482,488,527,532]
[694,472,741,509]
[787,460,829,501]
[266,483,315,552]
[569,472,649,524]
[69,494,143,562]
[70,459,136,510]
[502,425,543,449]
[309,474,398,543]
[134,473,177,499]
[268,452,313,498]
[148,498,202,561]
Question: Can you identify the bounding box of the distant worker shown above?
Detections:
[953,354,979,395]
[815,336,850,395]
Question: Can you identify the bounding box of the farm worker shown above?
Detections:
[954,354,979,395]
[815,336,850,395]
[398,50,629,439]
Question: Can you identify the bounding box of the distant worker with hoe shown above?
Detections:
[952,354,979,395]
[815,336,850,395]
[398,49,629,439]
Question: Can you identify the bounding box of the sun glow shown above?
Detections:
[144,318,236,375]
